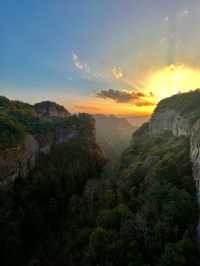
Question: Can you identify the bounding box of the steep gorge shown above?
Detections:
[1,92,200,265]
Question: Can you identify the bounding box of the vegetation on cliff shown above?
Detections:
[0,120,105,266]
[155,90,200,124]
[0,94,199,266]
[117,124,199,265]
[0,122,198,266]
[0,96,88,149]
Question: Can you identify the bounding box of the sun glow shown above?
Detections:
[146,65,200,101]
[73,65,200,117]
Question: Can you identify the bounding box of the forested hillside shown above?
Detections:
[0,96,70,149]
[0,93,199,266]
[117,125,199,265]
[0,97,106,266]
[0,138,105,266]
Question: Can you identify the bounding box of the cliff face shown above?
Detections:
[0,125,84,184]
[149,109,191,136]
[0,96,96,185]
[149,91,200,192]
[0,134,39,184]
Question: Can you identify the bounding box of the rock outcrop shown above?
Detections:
[0,96,95,185]
[0,135,39,183]
[34,101,70,118]
[149,109,191,136]
[149,91,200,192]
[0,125,79,185]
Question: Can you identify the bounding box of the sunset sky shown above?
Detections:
[1,0,200,117]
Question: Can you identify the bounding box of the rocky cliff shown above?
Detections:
[34,101,70,118]
[149,90,200,192]
[0,97,95,185]
[0,124,85,184]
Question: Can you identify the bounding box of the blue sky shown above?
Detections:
[1,0,200,115]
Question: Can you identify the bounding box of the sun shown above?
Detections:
[146,65,200,101]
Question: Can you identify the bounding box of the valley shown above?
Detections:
[0,91,200,265]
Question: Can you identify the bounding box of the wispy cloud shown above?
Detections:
[72,54,130,86]
[72,53,106,81]
[182,9,190,16]
[178,8,190,20]
[163,9,189,25]
[96,89,155,107]
[112,67,124,79]
[72,53,90,73]
[164,16,169,22]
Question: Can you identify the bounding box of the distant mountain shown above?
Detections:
[93,114,135,162]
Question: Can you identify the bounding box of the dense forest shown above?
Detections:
[0,94,199,265]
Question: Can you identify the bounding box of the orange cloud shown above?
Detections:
[96,89,156,107]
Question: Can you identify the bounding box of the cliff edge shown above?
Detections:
[0,96,96,184]
[149,90,200,191]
